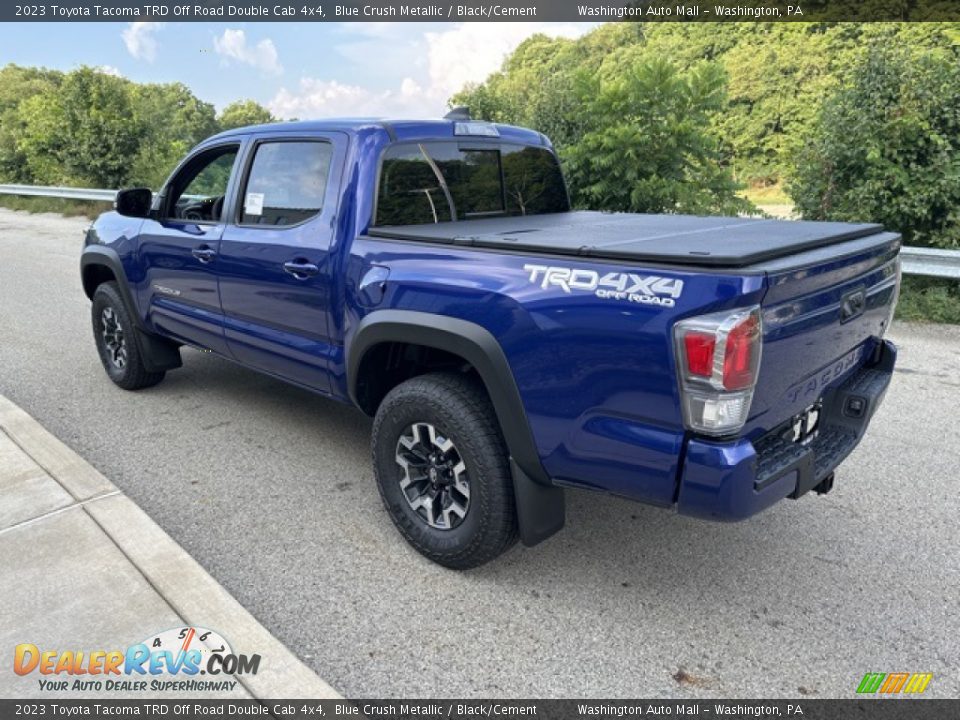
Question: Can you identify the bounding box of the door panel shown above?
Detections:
[139,221,227,352]
[218,134,347,393]
[137,142,243,355]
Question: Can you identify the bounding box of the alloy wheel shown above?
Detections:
[100,306,127,369]
[395,422,471,530]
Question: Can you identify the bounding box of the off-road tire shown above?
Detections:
[91,282,165,390]
[372,371,518,569]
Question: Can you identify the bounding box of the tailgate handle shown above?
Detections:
[840,289,866,322]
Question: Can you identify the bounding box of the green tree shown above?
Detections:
[454,25,748,215]
[454,22,960,192]
[130,82,218,188]
[217,99,275,131]
[708,24,837,184]
[563,54,751,215]
[13,92,65,184]
[789,45,960,249]
[14,67,144,188]
[60,68,145,187]
[0,64,63,183]
[452,25,644,149]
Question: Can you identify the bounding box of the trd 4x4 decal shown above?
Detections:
[523,264,684,307]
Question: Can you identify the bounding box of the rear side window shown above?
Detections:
[373,145,453,226]
[428,145,504,217]
[375,142,568,226]
[502,145,571,217]
[239,141,333,226]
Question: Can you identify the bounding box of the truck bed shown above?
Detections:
[368,211,885,268]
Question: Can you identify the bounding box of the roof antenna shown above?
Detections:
[444,106,471,121]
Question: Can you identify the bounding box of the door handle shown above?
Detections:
[283,260,320,279]
[192,245,217,263]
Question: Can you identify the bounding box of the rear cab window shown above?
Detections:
[375,141,569,226]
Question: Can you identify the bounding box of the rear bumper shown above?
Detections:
[676,339,896,521]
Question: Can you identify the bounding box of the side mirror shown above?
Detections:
[115,188,153,218]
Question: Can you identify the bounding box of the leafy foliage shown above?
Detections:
[454,27,751,215]
[454,22,960,231]
[128,82,219,189]
[0,64,274,190]
[789,45,960,249]
[563,55,751,215]
[218,100,276,131]
[895,276,960,324]
[0,65,62,183]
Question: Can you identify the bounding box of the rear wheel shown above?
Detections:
[91,282,165,390]
[372,372,518,569]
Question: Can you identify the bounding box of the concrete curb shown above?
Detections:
[0,394,341,700]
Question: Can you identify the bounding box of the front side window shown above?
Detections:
[375,142,569,226]
[166,145,239,222]
[239,141,333,226]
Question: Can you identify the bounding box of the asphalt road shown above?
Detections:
[1,207,958,699]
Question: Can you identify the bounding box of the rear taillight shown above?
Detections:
[674,306,763,435]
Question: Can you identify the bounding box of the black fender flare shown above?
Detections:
[80,246,182,373]
[81,246,142,323]
[347,310,564,546]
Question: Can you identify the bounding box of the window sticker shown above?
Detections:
[244,192,264,216]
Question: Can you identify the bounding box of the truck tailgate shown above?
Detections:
[744,231,901,441]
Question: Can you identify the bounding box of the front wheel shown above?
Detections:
[91,282,165,390]
[372,372,518,569]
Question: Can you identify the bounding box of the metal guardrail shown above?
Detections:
[1,183,959,279]
[899,247,960,280]
[0,183,117,202]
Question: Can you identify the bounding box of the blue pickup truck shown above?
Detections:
[81,115,900,568]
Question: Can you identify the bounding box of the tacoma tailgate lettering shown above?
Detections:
[785,346,865,404]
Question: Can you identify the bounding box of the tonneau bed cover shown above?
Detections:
[367,211,886,268]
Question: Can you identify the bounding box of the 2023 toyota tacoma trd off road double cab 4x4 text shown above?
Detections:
[81,115,900,568]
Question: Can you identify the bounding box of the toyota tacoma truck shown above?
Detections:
[81,114,900,568]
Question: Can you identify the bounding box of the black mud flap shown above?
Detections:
[510,458,565,547]
[135,328,183,373]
